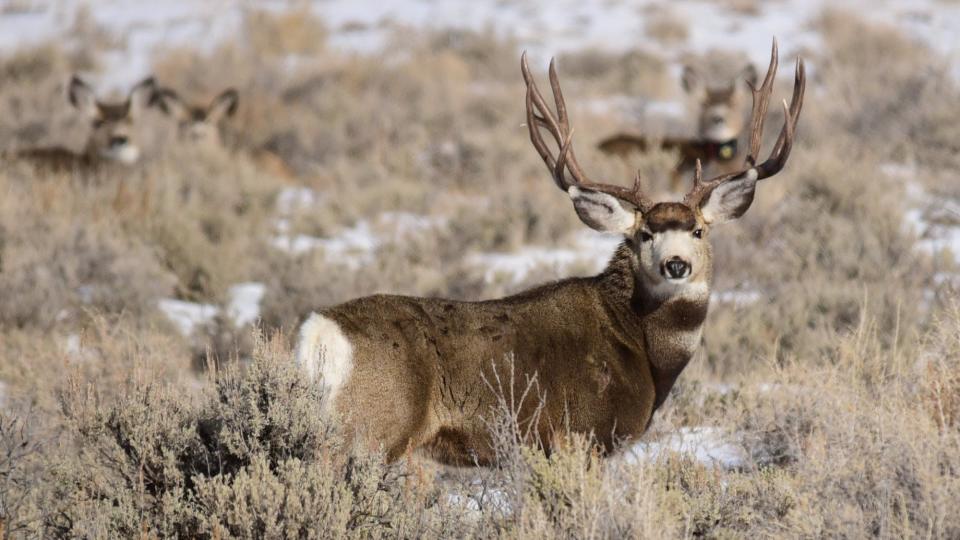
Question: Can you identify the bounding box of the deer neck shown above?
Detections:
[598,243,710,406]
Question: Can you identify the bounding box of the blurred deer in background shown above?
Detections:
[153,85,295,179]
[13,76,156,172]
[294,39,805,465]
[152,86,239,151]
[598,53,759,192]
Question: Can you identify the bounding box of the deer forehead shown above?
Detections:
[96,102,132,122]
[704,86,736,105]
[642,203,699,233]
[188,106,210,122]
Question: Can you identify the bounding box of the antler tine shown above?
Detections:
[746,38,778,165]
[525,82,562,188]
[521,52,654,211]
[523,52,568,190]
[683,39,805,208]
[549,58,570,132]
[547,57,594,192]
[754,57,806,179]
[522,53,564,149]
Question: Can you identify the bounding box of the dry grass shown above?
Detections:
[0,5,958,539]
[642,6,689,46]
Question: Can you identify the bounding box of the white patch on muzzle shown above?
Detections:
[101,144,140,164]
[295,312,354,414]
[654,231,697,277]
[701,104,737,142]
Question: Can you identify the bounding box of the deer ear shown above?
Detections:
[127,77,156,119]
[569,186,637,234]
[207,89,238,122]
[699,169,759,224]
[741,63,758,88]
[681,65,701,95]
[152,88,189,120]
[68,76,98,118]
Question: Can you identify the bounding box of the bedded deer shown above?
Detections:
[152,86,239,150]
[13,76,156,172]
[598,54,759,191]
[152,85,295,178]
[296,40,805,465]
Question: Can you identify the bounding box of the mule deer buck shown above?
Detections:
[598,53,759,191]
[13,76,156,172]
[296,40,804,465]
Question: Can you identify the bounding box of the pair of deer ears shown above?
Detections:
[153,88,239,123]
[68,76,156,119]
[568,170,760,234]
[681,63,759,95]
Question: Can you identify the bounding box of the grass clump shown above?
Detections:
[41,335,428,539]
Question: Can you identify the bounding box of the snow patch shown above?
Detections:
[895,172,960,263]
[446,488,511,515]
[711,288,762,307]
[62,333,88,362]
[468,230,622,285]
[625,426,747,470]
[379,211,447,240]
[158,298,218,337]
[272,220,379,266]
[271,212,446,267]
[6,1,960,91]
[159,282,266,336]
[226,282,265,328]
[276,187,321,214]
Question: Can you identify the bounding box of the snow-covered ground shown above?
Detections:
[157,297,219,336]
[468,230,622,285]
[887,163,960,265]
[225,282,266,328]
[2,0,960,92]
[712,288,762,307]
[625,426,747,470]
[158,281,265,337]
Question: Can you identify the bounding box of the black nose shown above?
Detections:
[664,258,691,279]
[109,135,128,147]
[709,115,725,125]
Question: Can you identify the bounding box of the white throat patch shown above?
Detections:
[647,279,709,301]
[101,144,140,165]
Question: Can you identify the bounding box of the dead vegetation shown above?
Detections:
[0,5,958,539]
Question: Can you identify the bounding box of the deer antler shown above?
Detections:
[683,38,806,208]
[521,52,654,212]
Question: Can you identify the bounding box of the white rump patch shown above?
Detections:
[295,312,354,413]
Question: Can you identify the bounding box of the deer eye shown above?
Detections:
[639,232,653,243]
[693,228,703,239]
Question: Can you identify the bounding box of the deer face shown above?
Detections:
[682,64,757,143]
[154,88,238,150]
[633,203,709,287]
[522,42,804,300]
[569,170,767,297]
[69,76,155,164]
[569,187,735,297]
